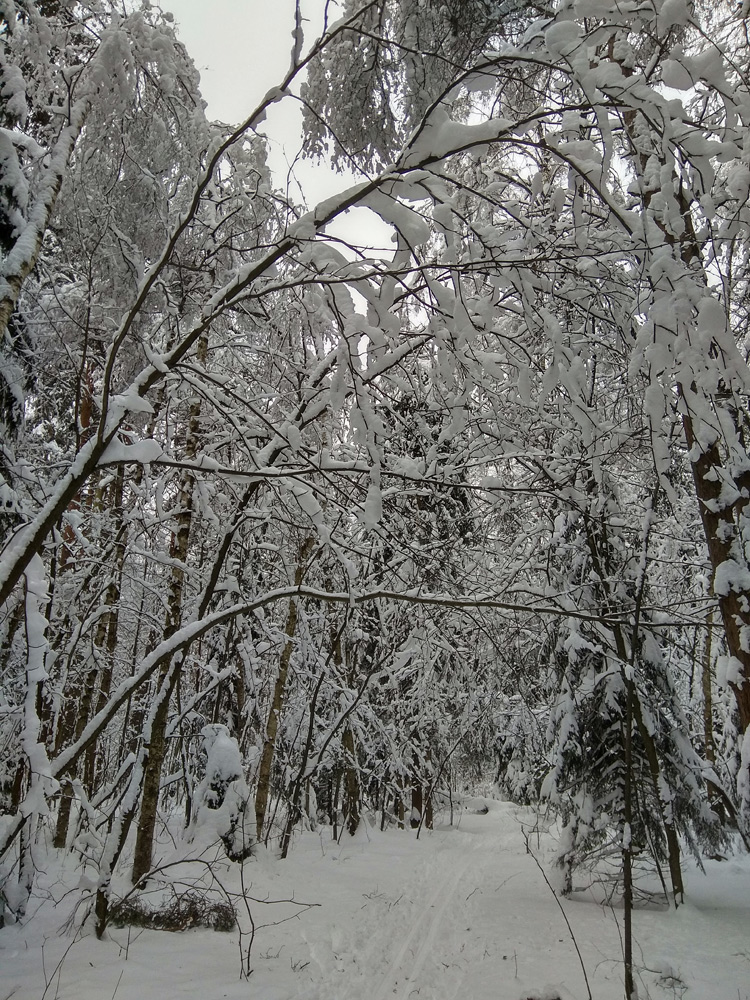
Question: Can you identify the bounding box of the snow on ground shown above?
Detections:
[2,800,749,1000]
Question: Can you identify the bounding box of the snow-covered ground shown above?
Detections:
[2,800,749,1000]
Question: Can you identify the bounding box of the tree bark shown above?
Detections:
[683,423,750,733]
[410,783,423,830]
[130,337,207,883]
[341,726,361,837]
[254,538,313,842]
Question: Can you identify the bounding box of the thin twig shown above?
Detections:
[523,831,593,1000]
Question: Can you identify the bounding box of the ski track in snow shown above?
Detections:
[371,838,479,1000]
[294,810,521,1000]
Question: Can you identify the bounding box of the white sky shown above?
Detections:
[169,2,303,180]
[168,1,297,118]
[166,0,393,250]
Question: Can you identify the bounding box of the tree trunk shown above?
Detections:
[84,465,127,794]
[424,787,434,831]
[410,783,423,830]
[331,769,341,841]
[619,59,750,742]
[130,665,180,883]
[51,371,121,848]
[622,686,635,1000]
[630,694,684,903]
[683,424,750,733]
[254,537,313,842]
[341,726,360,837]
[280,666,327,859]
[254,599,298,842]
[396,776,405,830]
[130,336,207,884]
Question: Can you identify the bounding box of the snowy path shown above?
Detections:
[289,802,750,1000]
[292,805,605,1000]
[2,799,750,1000]
[370,837,480,1000]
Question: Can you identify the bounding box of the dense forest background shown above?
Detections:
[2,3,750,991]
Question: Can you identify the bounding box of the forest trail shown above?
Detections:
[293,803,615,1000]
[369,833,481,1000]
[292,802,750,1000]
[2,800,750,1000]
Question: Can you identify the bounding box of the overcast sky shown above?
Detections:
[166,1,392,250]
[169,3,293,122]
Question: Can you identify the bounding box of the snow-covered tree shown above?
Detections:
[3,13,750,992]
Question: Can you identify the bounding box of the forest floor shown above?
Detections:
[2,798,749,1000]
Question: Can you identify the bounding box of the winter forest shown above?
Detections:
[2,1,750,998]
